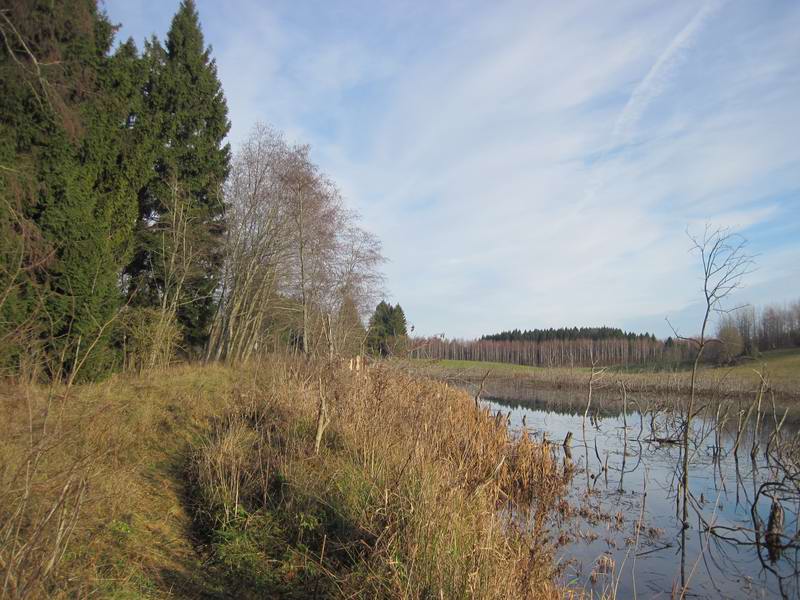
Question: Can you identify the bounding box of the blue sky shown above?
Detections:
[104,0,800,339]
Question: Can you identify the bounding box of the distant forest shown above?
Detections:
[414,334,686,368]
[414,299,800,368]
[482,327,656,343]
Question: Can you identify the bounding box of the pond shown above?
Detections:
[482,389,800,599]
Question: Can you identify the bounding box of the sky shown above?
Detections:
[104,0,800,339]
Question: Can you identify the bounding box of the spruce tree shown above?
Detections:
[127,0,231,351]
[366,301,409,357]
[366,301,391,356]
[0,1,152,379]
[389,304,408,337]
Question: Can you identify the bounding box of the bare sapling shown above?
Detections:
[583,354,607,425]
[750,370,768,461]
[667,225,753,595]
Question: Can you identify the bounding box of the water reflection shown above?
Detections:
[483,391,800,599]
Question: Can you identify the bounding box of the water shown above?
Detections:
[483,391,800,599]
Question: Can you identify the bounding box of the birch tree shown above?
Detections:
[206,125,293,362]
[207,123,384,361]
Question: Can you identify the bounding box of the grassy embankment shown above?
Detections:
[0,358,568,599]
[405,348,800,400]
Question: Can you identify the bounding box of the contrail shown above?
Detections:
[612,0,726,143]
[576,0,726,211]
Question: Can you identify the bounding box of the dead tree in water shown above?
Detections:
[583,356,607,424]
[668,226,753,593]
[474,370,491,407]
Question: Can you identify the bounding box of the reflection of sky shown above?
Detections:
[485,392,800,599]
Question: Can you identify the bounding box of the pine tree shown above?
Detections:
[127,0,231,351]
[0,1,152,379]
[389,304,408,337]
[366,301,408,357]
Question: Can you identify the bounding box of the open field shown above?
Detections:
[722,348,800,388]
[0,358,567,599]
[402,348,800,401]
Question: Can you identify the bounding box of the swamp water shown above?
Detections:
[481,390,800,599]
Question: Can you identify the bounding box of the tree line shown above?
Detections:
[0,0,386,381]
[482,326,657,343]
[711,298,800,363]
[413,335,692,368]
[415,297,800,369]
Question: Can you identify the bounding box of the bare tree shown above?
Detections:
[325,217,385,357]
[668,225,754,594]
[206,124,294,363]
[206,123,384,362]
[283,147,335,355]
[282,145,383,358]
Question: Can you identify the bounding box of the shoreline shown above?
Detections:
[400,357,800,403]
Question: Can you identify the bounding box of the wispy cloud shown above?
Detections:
[612,0,725,143]
[107,0,800,338]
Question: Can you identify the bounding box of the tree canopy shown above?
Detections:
[0,0,153,379]
[125,0,231,350]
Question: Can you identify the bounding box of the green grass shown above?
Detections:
[723,348,800,387]
[409,348,800,378]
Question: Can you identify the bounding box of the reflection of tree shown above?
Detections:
[453,365,800,598]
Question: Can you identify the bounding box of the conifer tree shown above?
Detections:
[127,0,231,350]
[389,304,408,337]
[366,301,391,356]
[0,1,152,379]
[366,301,408,357]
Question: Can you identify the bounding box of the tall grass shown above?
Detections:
[189,359,568,598]
[0,358,568,598]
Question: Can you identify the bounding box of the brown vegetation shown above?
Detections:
[0,357,568,599]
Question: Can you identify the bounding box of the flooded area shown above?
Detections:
[481,388,800,599]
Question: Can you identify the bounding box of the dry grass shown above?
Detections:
[0,357,569,599]
[0,364,236,599]
[189,359,568,598]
